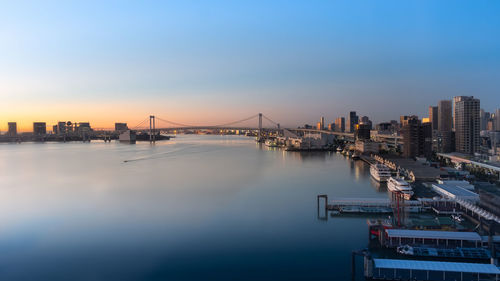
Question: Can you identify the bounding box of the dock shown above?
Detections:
[321,197,423,214]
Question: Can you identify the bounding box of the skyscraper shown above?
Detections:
[354,124,371,141]
[320,116,325,130]
[496,109,500,131]
[435,100,453,153]
[402,116,432,159]
[335,117,345,133]
[438,100,452,132]
[454,96,480,154]
[480,109,490,131]
[429,106,438,131]
[347,111,358,133]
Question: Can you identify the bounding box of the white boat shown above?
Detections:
[387,177,413,200]
[370,164,391,182]
[352,152,360,160]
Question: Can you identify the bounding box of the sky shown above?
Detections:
[1,0,499,130]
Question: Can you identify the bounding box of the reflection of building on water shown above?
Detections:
[370,177,388,192]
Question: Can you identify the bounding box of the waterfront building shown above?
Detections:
[335,117,345,133]
[327,123,335,131]
[402,116,432,159]
[316,122,322,130]
[115,123,128,132]
[429,106,438,131]
[119,130,136,144]
[370,259,500,281]
[57,121,67,134]
[52,125,58,134]
[384,229,482,248]
[77,122,91,132]
[454,96,480,154]
[355,140,379,154]
[320,116,325,130]
[431,183,479,202]
[33,122,46,135]
[7,122,17,136]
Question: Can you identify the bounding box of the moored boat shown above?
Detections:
[387,177,413,200]
[370,164,391,182]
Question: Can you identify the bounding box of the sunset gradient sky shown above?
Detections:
[1,1,499,131]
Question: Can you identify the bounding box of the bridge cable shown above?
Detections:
[154,117,196,128]
[130,117,150,130]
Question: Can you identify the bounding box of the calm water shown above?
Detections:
[0,135,387,281]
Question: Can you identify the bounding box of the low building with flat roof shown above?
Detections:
[385,229,482,248]
[431,183,479,202]
[370,258,500,281]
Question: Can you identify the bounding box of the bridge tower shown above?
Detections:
[258,113,263,141]
[149,115,156,143]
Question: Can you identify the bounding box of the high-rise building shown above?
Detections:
[429,106,438,131]
[438,100,452,132]
[115,123,128,132]
[496,109,500,131]
[335,117,345,133]
[320,117,325,130]
[347,111,358,133]
[400,115,411,127]
[402,116,432,159]
[33,122,47,135]
[360,116,372,130]
[7,122,17,136]
[327,123,335,131]
[454,96,480,154]
[316,122,322,130]
[435,100,453,153]
[354,124,371,141]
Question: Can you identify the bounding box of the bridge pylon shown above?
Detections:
[149,115,156,143]
[258,113,263,141]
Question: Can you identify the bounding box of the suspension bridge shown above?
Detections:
[122,113,363,143]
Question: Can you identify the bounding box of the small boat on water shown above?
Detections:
[451,214,464,222]
[387,177,413,200]
[336,147,342,153]
[352,152,360,160]
[370,164,392,182]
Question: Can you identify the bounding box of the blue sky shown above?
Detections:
[1,0,499,128]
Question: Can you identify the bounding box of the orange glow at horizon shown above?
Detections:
[0,100,269,132]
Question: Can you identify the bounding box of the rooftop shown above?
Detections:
[373,259,500,274]
[432,183,479,198]
[385,229,482,241]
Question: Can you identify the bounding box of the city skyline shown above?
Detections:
[1,1,500,130]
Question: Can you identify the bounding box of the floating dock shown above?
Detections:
[324,197,423,214]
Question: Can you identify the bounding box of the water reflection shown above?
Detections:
[0,135,386,281]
